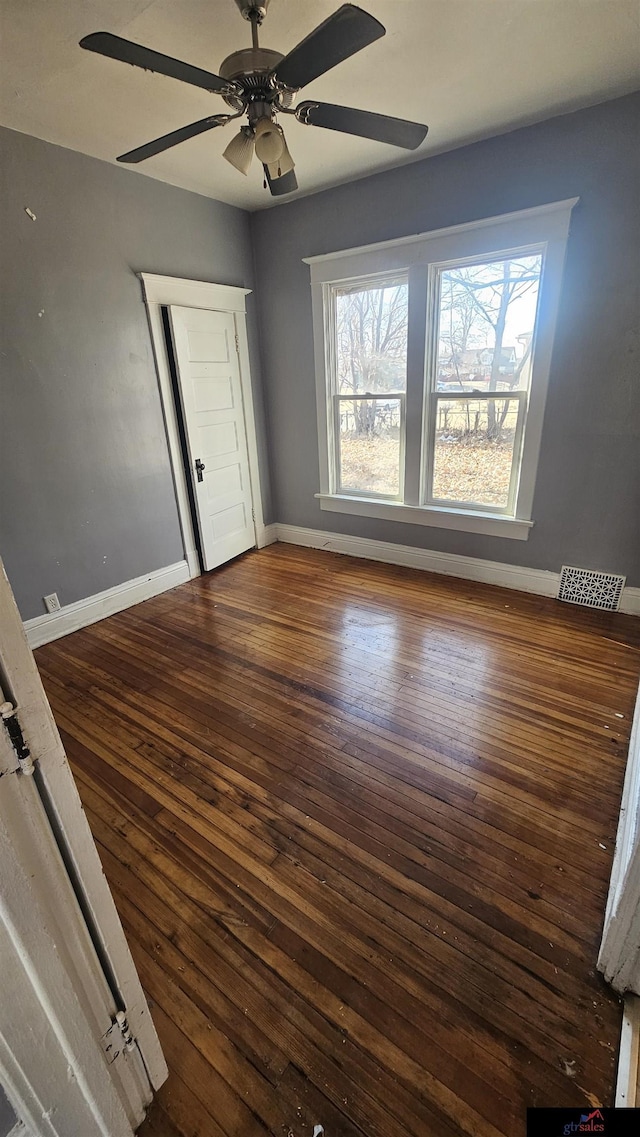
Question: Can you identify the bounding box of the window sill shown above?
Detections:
[315,494,533,540]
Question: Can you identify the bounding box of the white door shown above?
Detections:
[169,306,256,570]
[0,560,167,1136]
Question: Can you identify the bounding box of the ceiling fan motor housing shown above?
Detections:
[219,47,294,111]
[219,46,283,82]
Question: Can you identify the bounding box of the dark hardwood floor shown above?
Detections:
[35,544,640,1137]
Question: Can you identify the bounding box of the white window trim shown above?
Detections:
[306,199,578,539]
[314,494,534,539]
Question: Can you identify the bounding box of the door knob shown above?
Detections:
[195,458,206,482]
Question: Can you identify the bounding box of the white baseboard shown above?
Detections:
[24,561,190,648]
[256,523,278,549]
[273,524,640,614]
[22,528,638,650]
[274,524,561,597]
[185,548,201,579]
[616,995,640,1107]
[621,589,640,617]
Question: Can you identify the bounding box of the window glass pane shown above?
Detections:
[339,398,401,496]
[436,254,542,393]
[335,277,408,395]
[432,397,519,508]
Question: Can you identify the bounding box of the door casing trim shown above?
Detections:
[139,274,268,577]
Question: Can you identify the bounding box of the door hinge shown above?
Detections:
[234,332,240,353]
[101,1011,137,1065]
[1,700,35,775]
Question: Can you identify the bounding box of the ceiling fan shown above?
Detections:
[80,0,428,197]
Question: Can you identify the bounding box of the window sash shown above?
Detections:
[333,393,406,500]
[330,271,410,397]
[420,245,543,517]
[424,390,527,515]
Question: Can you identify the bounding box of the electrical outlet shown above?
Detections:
[43,593,61,614]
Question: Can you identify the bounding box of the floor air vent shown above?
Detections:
[557,565,626,611]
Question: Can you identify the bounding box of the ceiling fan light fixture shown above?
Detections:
[253,116,285,164]
[223,126,255,174]
[266,134,295,179]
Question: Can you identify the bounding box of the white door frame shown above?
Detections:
[0,772,136,1137]
[599,680,640,1106]
[599,680,640,994]
[140,273,267,577]
[0,559,167,1133]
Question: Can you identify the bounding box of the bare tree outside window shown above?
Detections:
[334,278,408,495]
[329,255,543,506]
[336,278,408,394]
[432,255,542,507]
[438,255,541,395]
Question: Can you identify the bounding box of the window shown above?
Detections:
[308,200,577,540]
[428,252,542,514]
[334,276,408,498]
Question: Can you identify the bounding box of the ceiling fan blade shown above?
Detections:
[263,166,299,196]
[273,4,384,90]
[297,101,428,150]
[117,115,228,163]
[79,32,233,94]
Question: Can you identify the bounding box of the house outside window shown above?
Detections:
[306,199,577,540]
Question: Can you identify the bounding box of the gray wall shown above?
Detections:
[0,1086,16,1137]
[0,126,271,620]
[251,92,640,585]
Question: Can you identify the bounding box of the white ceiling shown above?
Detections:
[1,0,639,211]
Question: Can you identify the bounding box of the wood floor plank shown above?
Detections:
[98,628,623,854]
[87,779,517,1131]
[42,618,622,855]
[45,643,615,885]
[73,753,607,1101]
[145,1003,272,1137]
[58,681,598,955]
[85,787,464,1137]
[35,544,640,1136]
[135,1100,186,1137]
